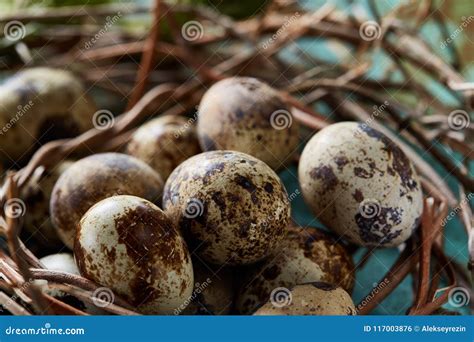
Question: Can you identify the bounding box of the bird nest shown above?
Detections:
[0,0,472,315]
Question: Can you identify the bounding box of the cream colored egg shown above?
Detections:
[163,150,290,265]
[298,122,423,247]
[253,283,356,315]
[126,115,201,181]
[197,77,299,170]
[236,226,354,314]
[75,195,194,315]
[50,153,163,249]
[38,253,103,314]
[0,68,96,164]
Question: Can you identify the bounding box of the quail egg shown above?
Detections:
[126,115,201,181]
[37,253,103,314]
[75,195,194,315]
[298,122,423,247]
[0,67,97,164]
[50,152,163,249]
[236,226,354,314]
[163,150,291,265]
[253,282,356,315]
[197,77,299,170]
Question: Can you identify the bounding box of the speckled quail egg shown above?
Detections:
[163,150,291,265]
[253,282,356,315]
[75,195,194,315]
[37,253,103,314]
[197,77,299,170]
[50,152,163,249]
[236,226,354,314]
[0,67,97,164]
[126,115,201,181]
[21,161,73,250]
[298,122,423,247]
[181,258,235,315]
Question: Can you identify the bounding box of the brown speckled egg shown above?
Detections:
[126,115,201,181]
[37,253,103,314]
[299,122,423,247]
[253,282,356,315]
[50,153,163,249]
[182,259,235,315]
[163,150,290,265]
[236,226,354,314]
[197,77,299,170]
[75,195,194,315]
[0,67,97,164]
[21,161,73,249]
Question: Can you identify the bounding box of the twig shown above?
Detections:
[126,0,162,109]
[357,247,417,314]
[0,291,32,315]
[4,176,51,314]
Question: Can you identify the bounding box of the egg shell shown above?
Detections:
[50,153,163,249]
[163,150,291,265]
[236,226,354,314]
[38,253,104,314]
[75,195,194,315]
[197,77,299,170]
[0,67,96,164]
[182,259,235,315]
[253,282,356,315]
[298,122,423,247]
[126,115,201,181]
[21,161,73,249]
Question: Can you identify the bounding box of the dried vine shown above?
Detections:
[0,0,471,316]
